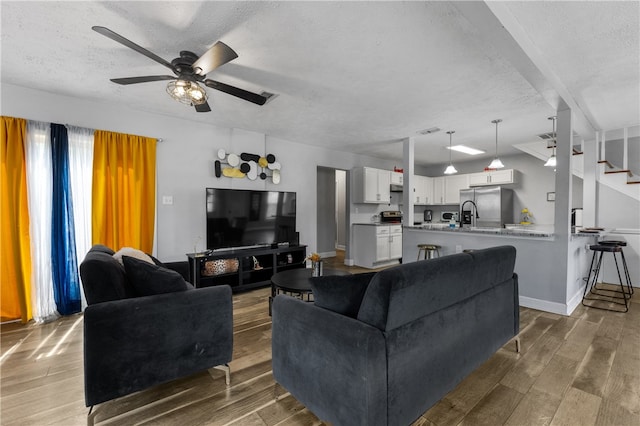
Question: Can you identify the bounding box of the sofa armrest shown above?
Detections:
[272,295,387,426]
[83,285,232,406]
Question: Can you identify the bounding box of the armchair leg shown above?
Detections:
[209,364,231,386]
[87,405,102,426]
[515,336,521,353]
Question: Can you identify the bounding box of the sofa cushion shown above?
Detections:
[80,249,134,304]
[310,272,376,318]
[113,247,154,267]
[122,256,191,296]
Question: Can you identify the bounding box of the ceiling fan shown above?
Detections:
[92,26,268,112]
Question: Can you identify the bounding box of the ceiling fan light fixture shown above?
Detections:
[488,119,505,169]
[444,130,458,175]
[166,79,207,106]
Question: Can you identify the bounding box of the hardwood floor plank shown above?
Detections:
[595,397,640,426]
[516,316,557,354]
[457,383,524,426]
[571,336,618,397]
[532,354,580,398]
[504,388,562,426]
[602,370,640,414]
[549,387,601,426]
[554,320,600,362]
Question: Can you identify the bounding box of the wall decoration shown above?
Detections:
[214,148,281,183]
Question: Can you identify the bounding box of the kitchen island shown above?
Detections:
[403,225,599,315]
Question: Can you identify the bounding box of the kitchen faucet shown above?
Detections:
[460,200,480,228]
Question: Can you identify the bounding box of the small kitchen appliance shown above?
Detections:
[424,209,433,222]
[440,211,459,222]
[380,210,402,223]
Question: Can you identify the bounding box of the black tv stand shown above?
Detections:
[187,245,307,292]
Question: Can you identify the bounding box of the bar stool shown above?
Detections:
[599,240,633,295]
[417,244,441,261]
[582,244,631,312]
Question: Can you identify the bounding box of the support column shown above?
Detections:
[402,137,415,227]
[554,107,573,238]
[583,132,598,227]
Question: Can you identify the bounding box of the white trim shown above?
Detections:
[519,295,574,316]
[318,251,336,259]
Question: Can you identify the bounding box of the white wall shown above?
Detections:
[1,83,396,261]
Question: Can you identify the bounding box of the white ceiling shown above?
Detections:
[1,1,638,167]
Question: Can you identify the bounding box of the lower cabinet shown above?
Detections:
[187,245,307,292]
[353,224,402,269]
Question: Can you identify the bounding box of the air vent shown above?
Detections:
[418,127,441,135]
[537,132,554,140]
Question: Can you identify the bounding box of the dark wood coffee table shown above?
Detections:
[269,267,351,315]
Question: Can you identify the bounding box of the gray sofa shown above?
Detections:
[80,245,233,415]
[272,245,519,426]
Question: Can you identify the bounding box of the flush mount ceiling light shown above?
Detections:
[488,119,505,169]
[444,131,458,175]
[166,79,208,106]
[544,116,557,168]
[448,145,485,156]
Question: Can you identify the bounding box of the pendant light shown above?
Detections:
[443,131,458,175]
[544,116,557,167]
[488,119,505,169]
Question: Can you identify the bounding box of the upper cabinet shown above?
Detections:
[444,174,469,204]
[390,171,403,186]
[468,169,515,186]
[413,175,434,205]
[353,167,391,203]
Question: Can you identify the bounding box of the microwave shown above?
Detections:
[441,211,459,222]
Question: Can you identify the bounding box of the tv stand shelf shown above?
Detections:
[187,245,307,292]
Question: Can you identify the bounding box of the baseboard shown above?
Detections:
[344,258,354,266]
[336,244,346,251]
[519,296,572,316]
[318,250,336,259]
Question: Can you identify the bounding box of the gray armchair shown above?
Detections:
[80,245,233,425]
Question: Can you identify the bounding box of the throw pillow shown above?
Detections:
[122,256,190,296]
[310,272,377,318]
[113,247,155,267]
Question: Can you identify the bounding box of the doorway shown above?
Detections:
[316,167,348,259]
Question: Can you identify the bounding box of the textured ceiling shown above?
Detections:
[1,1,638,166]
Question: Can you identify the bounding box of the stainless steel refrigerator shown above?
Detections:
[459,186,513,228]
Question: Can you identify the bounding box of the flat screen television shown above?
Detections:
[206,188,297,250]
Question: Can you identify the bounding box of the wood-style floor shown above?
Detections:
[1,252,639,425]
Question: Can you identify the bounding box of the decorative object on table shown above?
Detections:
[202,258,239,276]
[519,208,533,225]
[214,148,281,183]
[252,256,263,270]
[305,252,323,277]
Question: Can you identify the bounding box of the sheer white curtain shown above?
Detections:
[25,120,59,323]
[67,126,94,310]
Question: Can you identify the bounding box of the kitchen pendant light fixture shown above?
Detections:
[544,116,557,167]
[488,119,505,169]
[444,131,458,175]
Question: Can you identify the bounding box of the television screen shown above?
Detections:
[206,188,297,250]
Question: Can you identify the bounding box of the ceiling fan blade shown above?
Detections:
[110,75,176,85]
[92,26,174,71]
[194,101,211,112]
[204,80,267,105]
[192,41,238,76]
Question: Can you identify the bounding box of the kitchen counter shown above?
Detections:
[404,224,555,238]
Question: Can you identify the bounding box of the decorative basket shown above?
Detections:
[202,258,239,276]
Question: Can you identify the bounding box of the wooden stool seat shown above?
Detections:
[417,244,441,260]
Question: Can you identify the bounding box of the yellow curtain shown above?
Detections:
[1,117,32,323]
[92,130,156,253]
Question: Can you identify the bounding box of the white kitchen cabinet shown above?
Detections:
[390,171,403,185]
[444,174,469,204]
[353,224,402,268]
[468,169,515,186]
[352,167,391,203]
[433,176,445,205]
[413,175,433,205]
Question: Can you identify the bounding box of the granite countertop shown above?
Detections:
[404,224,609,238]
[353,222,402,226]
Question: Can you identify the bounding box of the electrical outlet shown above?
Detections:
[162,195,173,205]
[456,245,463,253]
